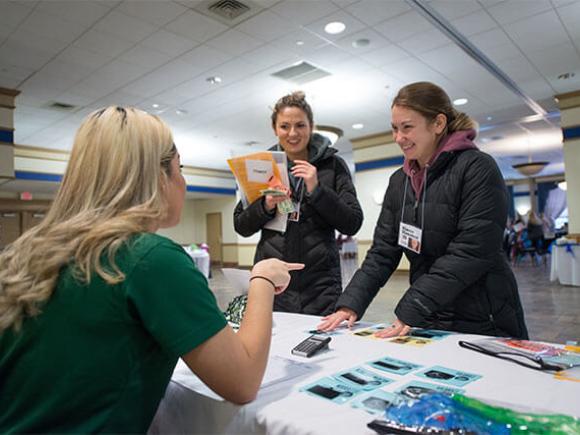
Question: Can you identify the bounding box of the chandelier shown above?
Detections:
[511,161,548,177]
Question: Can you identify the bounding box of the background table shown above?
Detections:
[183,246,210,278]
[149,313,580,434]
[550,243,580,286]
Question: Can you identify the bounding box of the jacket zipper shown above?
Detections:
[413,200,419,224]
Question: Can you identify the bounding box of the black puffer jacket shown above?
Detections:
[234,134,363,315]
[336,146,528,338]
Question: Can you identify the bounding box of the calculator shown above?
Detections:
[291,335,331,357]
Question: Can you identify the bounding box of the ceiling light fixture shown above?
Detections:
[511,127,549,177]
[296,40,304,46]
[512,161,548,177]
[206,76,222,84]
[453,98,468,106]
[324,21,346,35]
[152,103,160,108]
[352,123,364,130]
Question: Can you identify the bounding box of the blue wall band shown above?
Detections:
[15,171,235,195]
[15,171,62,182]
[563,125,580,141]
[0,129,14,144]
[355,156,405,172]
[186,185,236,195]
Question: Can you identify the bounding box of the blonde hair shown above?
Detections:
[527,211,542,226]
[392,82,478,135]
[0,106,175,332]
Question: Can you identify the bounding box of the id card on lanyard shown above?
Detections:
[398,222,422,254]
[288,200,301,222]
[288,176,304,222]
[397,175,425,254]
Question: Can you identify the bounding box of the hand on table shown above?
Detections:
[317,308,358,331]
[374,318,411,338]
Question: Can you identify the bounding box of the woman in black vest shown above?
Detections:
[319,82,528,338]
[234,92,363,315]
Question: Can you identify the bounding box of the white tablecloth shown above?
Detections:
[149,313,580,435]
[550,244,580,286]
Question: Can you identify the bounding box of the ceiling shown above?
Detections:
[1,0,579,197]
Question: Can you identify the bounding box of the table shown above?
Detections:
[183,246,210,278]
[149,313,580,434]
[550,243,580,286]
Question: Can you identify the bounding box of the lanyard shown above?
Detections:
[400,167,428,231]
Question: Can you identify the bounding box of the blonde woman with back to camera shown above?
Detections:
[0,106,303,433]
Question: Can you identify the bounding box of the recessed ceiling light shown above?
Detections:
[152,103,160,108]
[486,116,493,121]
[296,40,304,46]
[352,123,364,129]
[352,38,370,48]
[453,98,468,106]
[176,109,188,115]
[206,76,222,84]
[324,21,346,35]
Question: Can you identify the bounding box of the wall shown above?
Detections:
[192,196,241,265]
[156,199,197,245]
[157,195,243,263]
[352,134,410,271]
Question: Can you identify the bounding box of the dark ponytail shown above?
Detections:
[392,82,477,135]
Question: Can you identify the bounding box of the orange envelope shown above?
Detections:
[227,152,284,205]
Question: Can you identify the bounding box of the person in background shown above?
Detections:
[234,91,363,315]
[540,212,556,249]
[0,106,303,433]
[319,82,528,339]
[526,211,544,254]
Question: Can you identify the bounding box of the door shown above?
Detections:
[206,212,222,265]
[0,212,21,249]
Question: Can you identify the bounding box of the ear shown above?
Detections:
[433,113,447,135]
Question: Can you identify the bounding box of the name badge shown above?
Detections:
[399,222,422,254]
[288,200,301,222]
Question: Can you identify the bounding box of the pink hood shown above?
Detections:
[402,129,478,200]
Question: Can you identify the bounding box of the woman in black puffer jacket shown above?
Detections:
[319,82,528,339]
[234,92,363,315]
